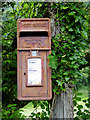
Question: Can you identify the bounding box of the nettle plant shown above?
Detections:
[2,2,89,119]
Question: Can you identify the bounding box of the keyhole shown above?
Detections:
[24,73,26,75]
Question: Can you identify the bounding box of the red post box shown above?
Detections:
[17,18,52,100]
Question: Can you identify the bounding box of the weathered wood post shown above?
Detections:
[49,18,74,119]
[51,87,74,118]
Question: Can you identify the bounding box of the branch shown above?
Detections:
[49,92,57,120]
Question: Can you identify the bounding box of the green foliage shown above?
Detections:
[2,2,89,119]
[75,67,89,89]
[2,104,25,119]
[48,3,88,96]
[74,93,90,120]
[48,2,89,119]
[29,101,50,119]
[2,2,41,118]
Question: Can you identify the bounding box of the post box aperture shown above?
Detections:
[17,18,52,100]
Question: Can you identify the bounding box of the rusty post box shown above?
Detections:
[17,18,52,100]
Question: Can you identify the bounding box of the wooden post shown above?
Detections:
[49,87,74,119]
[52,88,74,118]
[50,18,74,119]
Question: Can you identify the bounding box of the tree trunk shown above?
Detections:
[50,87,74,119]
[50,17,74,119]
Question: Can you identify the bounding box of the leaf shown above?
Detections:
[83,100,87,103]
[56,91,60,95]
[85,103,90,108]
[73,100,77,106]
[74,109,77,112]
[72,42,75,44]
[70,81,75,84]
[41,104,45,109]
[82,58,88,64]
[77,93,82,96]
[36,112,40,118]
[69,57,73,60]
[51,75,56,79]
[65,77,69,81]
[62,54,66,58]
[75,97,81,101]
[61,87,66,91]
[61,6,68,9]
[81,30,88,39]
[63,71,68,75]
[48,55,57,70]
[84,110,90,113]
[61,26,65,31]
[69,28,73,31]
[77,105,83,109]
[7,104,12,108]
[77,110,82,115]
[71,61,76,64]
[75,16,79,22]
[53,87,58,92]
[56,80,64,86]
[68,11,76,15]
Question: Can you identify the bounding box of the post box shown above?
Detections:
[17,18,52,100]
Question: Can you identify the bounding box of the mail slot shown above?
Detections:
[17,18,52,100]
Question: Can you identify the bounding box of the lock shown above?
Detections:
[17,18,52,100]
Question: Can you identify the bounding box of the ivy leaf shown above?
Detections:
[63,71,68,75]
[62,54,66,58]
[83,100,87,103]
[48,55,57,70]
[69,28,73,31]
[68,11,76,15]
[81,30,88,39]
[61,6,68,9]
[85,103,90,108]
[75,97,81,101]
[77,110,82,115]
[84,110,90,113]
[77,93,82,96]
[74,109,77,112]
[51,75,56,79]
[65,77,69,81]
[77,105,83,110]
[75,16,80,22]
[41,104,45,109]
[53,86,59,92]
[56,91,60,95]
[56,80,64,86]
[73,100,77,106]
[61,26,65,31]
